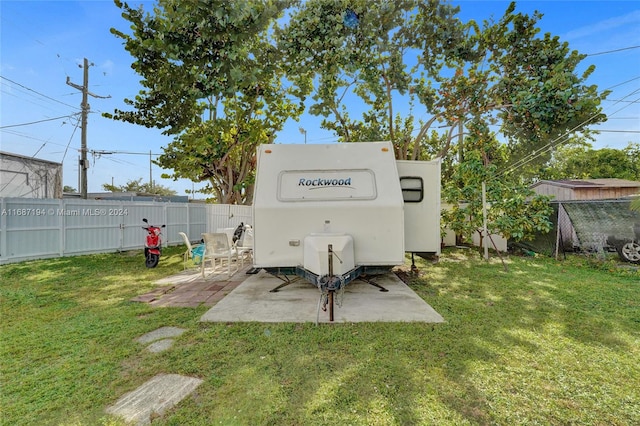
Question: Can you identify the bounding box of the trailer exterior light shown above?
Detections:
[381,147,389,152]
[265,149,272,154]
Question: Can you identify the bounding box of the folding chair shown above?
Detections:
[236,225,253,268]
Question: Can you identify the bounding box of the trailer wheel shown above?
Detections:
[617,241,640,264]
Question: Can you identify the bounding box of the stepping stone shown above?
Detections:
[146,339,174,353]
[106,373,203,425]
[136,327,186,345]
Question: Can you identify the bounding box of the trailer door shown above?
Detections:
[396,160,441,254]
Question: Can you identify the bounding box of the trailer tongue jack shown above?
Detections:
[268,244,395,323]
[318,245,342,321]
[267,243,390,323]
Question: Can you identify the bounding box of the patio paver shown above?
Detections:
[132,264,252,308]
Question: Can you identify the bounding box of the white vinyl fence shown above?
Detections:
[0,198,252,264]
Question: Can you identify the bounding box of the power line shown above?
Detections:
[98,156,138,167]
[1,87,72,115]
[500,96,639,177]
[603,99,640,104]
[0,113,80,129]
[91,149,163,156]
[1,128,79,151]
[586,45,640,56]
[62,115,82,162]
[497,88,640,177]
[0,75,80,111]
[603,75,640,91]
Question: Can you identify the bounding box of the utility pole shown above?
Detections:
[66,58,110,199]
[299,127,307,144]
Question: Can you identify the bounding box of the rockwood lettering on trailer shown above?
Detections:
[298,178,352,187]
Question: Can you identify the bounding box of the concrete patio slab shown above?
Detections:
[106,373,202,425]
[200,270,444,323]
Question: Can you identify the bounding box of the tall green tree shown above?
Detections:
[279,1,607,169]
[544,143,640,181]
[102,177,177,196]
[105,0,301,204]
[278,0,466,160]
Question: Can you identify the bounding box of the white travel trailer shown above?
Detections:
[252,142,440,319]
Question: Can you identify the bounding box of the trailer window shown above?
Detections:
[400,177,423,202]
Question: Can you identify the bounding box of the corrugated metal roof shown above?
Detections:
[531,178,640,189]
[0,151,62,167]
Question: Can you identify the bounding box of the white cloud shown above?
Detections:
[99,60,115,77]
[563,10,640,40]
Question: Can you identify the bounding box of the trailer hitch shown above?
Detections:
[317,244,347,322]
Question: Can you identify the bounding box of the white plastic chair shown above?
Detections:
[201,232,238,279]
[217,227,236,247]
[179,232,203,269]
[236,225,253,267]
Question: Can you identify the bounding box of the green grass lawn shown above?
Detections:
[1,247,638,425]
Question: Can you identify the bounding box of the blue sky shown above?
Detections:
[1,0,639,197]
